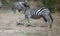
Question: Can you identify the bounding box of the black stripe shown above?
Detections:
[37,7,46,15]
[39,9,49,15]
[40,10,47,14]
[34,8,41,15]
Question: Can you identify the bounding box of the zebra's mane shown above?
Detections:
[22,3,30,8]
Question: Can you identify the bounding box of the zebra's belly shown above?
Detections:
[31,15,42,19]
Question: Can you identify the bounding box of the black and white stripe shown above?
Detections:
[33,7,49,16]
[29,7,50,18]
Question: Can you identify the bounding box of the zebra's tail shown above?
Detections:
[49,14,53,24]
[49,14,53,28]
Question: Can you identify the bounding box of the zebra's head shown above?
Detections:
[18,2,30,12]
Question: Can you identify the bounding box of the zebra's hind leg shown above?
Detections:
[42,13,53,28]
[42,13,53,36]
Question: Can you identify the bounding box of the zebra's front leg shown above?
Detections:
[26,18,31,27]
[17,18,26,25]
[17,18,31,27]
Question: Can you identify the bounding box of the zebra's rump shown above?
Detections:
[31,15,42,19]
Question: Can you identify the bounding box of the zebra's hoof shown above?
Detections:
[26,25,32,27]
[49,24,52,28]
[17,23,24,26]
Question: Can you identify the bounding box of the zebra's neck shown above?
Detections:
[22,5,31,13]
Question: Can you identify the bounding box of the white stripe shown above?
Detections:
[38,9,49,15]
[34,8,39,15]
[36,7,45,15]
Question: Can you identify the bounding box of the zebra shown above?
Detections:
[12,2,53,28]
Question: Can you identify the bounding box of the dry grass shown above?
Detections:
[0,10,60,36]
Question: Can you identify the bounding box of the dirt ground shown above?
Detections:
[0,9,60,36]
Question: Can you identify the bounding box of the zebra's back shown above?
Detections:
[30,7,50,19]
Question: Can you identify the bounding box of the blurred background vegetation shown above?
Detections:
[1,0,60,13]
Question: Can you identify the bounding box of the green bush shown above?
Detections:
[36,0,54,13]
